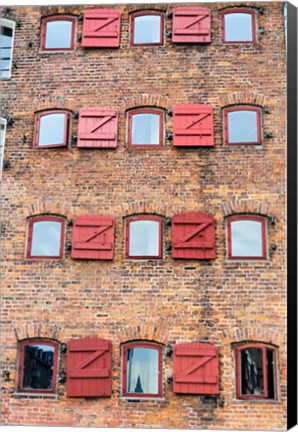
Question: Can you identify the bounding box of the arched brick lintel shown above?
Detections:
[218,325,282,347]
[22,201,71,219]
[123,94,171,112]
[219,91,270,109]
[14,323,61,342]
[117,325,168,345]
[33,97,77,113]
[220,200,274,218]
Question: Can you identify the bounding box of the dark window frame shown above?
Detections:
[224,106,262,146]
[122,341,163,398]
[17,339,59,394]
[27,215,65,259]
[127,108,164,149]
[221,9,256,44]
[235,343,278,400]
[125,215,163,259]
[226,215,267,260]
[34,110,70,149]
[41,15,76,51]
[130,11,164,47]
[0,19,15,80]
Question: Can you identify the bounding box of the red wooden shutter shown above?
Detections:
[172,213,216,259]
[71,215,115,260]
[67,338,112,397]
[172,7,211,43]
[173,105,214,147]
[173,342,219,394]
[82,9,121,48]
[78,108,118,148]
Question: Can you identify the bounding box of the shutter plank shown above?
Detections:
[176,375,218,384]
[78,108,118,148]
[74,242,112,251]
[68,369,109,378]
[172,7,211,43]
[82,9,121,47]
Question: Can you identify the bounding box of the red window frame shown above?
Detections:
[224,106,262,146]
[17,339,59,394]
[122,342,163,398]
[226,215,267,260]
[221,9,256,44]
[41,16,76,51]
[27,216,65,259]
[125,215,163,259]
[34,110,70,149]
[130,11,164,46]
[235,344,277,400]
[127,108,164,149]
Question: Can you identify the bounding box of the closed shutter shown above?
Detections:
[173,342,219,394]
[82,9,121,47]
[172,213,216,259]
[67,338,112,397]
[78,108,118,148]
[71,215,115,260]
[173,105,214,147]
[172,7,211,43]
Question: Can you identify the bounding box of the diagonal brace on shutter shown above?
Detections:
[174,13,209,35]
[80,115,116,140]
[74,225,113,250]
[174,222,214,249]
[175,355,214,382]
[85,16,119,38]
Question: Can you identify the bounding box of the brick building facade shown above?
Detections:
[0,2,290,430]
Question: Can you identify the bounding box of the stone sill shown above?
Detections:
[13,392,58,399]
[119,397,166,402]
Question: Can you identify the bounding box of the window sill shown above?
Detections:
[120,397,166,402]
[13,392,58,399]
[234,398,281,403]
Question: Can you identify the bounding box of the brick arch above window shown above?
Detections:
[121,200,168,218]
[14,323,61,342]
[127,4,167,14]
[219,91,269,109]
[23,201,71,219]
[33,97,77,114]
[217,325,282,347]
[220,199,274,219]
[123,94,170,111]
[117,325,168,345]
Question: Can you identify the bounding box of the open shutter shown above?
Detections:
[173,342,219,394]
[78,108,118,148]
[71,215,115,260]
[173,105,214,147]
[172,213,216,259]
[82,9,121,47]
[67,338,112,397]
[172,7,211,43]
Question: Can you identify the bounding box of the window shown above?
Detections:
[126,216,163,259]
[224,106,262,146]
[27,216,65,259]
[0,19,15,79]
[222,9,256,43]
[128,109,163,148]
[35,110,70,149]
[0,117,7,180]
[235,344,277,400]
[42,16,75,51]
[131,12,164,46]
[122,342,162,398]
[226,215,267,260]
[18,340,58,394]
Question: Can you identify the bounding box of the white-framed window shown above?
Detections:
[0,117,7,180]
[0,19,15,79]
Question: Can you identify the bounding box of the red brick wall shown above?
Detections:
[1,3,287,430]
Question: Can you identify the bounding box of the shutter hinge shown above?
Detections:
[0,224,6,234]
[73,111,79,119]
[167,132,173,141]
[265,132,273,139]
[166,10,173,18]
[165,217,172,227]
[7,117,15,127]
[67,219,73,228]
[66,241,72,251]
[78,13,84,21]
[165,242,172,252]
[259,27,265,35]
[166,345,173,356]
[270,216,277,225]
[60,342,67,354]
[72,134,78,142]
[218,396,225,407]
[258,6,265,15]
[166,30,173,38]
[263,106,270,114]
[16,20,21,28]
[3,160,11,170]
[167,108,173,117]
[3,370,10,382]
[167,375,173,384]
[59,370,67,384]
[271,243,277,251]
[77,34,82,43]
[28,41,33,49]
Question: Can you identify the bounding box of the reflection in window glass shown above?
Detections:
[231,219,263,257]
[132,114,160,145]
[45,20,73,49]
[228,110,258,143]
[0,25,13,79]
[224,13,253,42]
[22,344,55,390]
[133,15,161,44]
[126,347,159,394]
[240,347,264,396]
[31,221,62,256]
[129,220,159,256]
[39,113,66,146]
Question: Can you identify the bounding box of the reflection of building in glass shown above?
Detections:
[22,345,54,390]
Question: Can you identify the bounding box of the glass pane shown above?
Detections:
[0,26,13,46]
[266,349,275,399]
[0,123,5,148]
[228,110,258,143]
[0,59,11,70]
[45,20,73,49]
[38,113,66,146]
[131,113,160,145]
[126,347,159,394]
[134,15,161,44]
[224,13,253,42]
[231,219,263,257]
[31,220,62,256]
[240,348,264,396]
[1,47,12,57]
[0,69,10,79]
[129,220,159,256]
[22,344,55,390]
